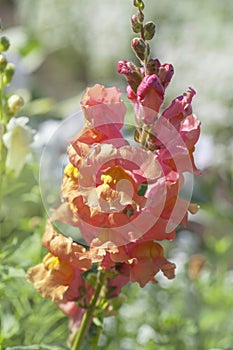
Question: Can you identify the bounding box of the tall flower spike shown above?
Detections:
[26,1,202,347]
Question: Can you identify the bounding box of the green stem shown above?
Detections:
[140,14,145,41]
[139,125,152,148]
[91,325,103,350]
[0,73,3,121]
[0,73,5,211]
[71,270,105,350]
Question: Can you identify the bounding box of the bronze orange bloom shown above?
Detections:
[27,221,92,302]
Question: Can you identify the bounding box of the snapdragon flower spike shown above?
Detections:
[26,3,202,346]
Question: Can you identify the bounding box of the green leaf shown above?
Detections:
[1,314,20,339]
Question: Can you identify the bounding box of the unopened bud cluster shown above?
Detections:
[133,0,144,11]
[0,32,15,86]
[131,0,156,65]
[117,1,178,147]
[0,30,24,117]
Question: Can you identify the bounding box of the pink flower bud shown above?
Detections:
[137,74,164,123]
[146,58,161,75]
[117,60,142,92]
[131,14,142,33]
[158,63,174,88]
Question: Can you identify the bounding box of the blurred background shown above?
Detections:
[1,0,233,349]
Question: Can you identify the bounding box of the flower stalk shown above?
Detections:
[71,269,106,350]
[0,67,6,210]
[0,31,10,209]
[26,0,201,347]
[131,0,155,73]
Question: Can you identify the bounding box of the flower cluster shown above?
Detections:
[27,76,200,310]
[27,0,201,346]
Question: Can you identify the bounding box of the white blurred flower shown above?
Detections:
[3,116,35,176]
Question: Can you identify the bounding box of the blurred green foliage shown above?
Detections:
[0,0,233,349]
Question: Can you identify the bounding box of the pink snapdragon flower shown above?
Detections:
[60,143,167,244]
[118,58,200,174]
[57,145,192,250]
[51,78,200,290]
[80,84,126,139]
[158,63,174,88]
[68,84,128,170]
[117,60,143,93]
[151,88,201,174]
[52,81,199,252]
[118,59,174,126]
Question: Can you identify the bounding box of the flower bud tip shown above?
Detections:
[0,36,10,52]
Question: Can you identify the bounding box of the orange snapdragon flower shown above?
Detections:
[127,241,175,287]
[27,221,92,302]
[89,239,175,287]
